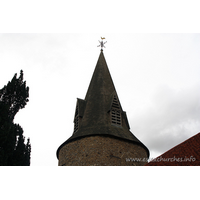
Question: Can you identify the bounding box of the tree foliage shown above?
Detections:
[0,70,31,166]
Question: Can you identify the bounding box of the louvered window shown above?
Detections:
[74,103,79,133]
[111,109,121,125]
[111,95,121,126]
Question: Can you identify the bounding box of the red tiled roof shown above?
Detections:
[146,132,200,166]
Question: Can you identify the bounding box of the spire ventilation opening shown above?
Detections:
[111,95,121,126]
[74,103,79,133]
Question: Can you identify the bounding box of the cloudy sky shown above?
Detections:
[0,33,200,166]
[1,1,200,200]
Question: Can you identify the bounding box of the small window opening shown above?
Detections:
[111,95,121,126]
[112,96,120,109]
[74,104,79,133]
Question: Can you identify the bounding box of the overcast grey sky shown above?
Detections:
[1,1,200,200]
[0,33,200,166]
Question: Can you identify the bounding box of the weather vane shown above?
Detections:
[97,37,107,50]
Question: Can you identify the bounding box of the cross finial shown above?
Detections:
[97,37,107,50]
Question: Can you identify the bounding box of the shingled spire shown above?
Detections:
[57,49,149,165]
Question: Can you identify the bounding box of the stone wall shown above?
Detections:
[58,135,148,166]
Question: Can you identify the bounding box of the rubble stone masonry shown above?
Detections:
[58,135,148,166]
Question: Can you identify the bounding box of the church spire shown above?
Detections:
[57,50,149,159]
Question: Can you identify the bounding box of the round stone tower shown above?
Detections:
[57,49,149,166]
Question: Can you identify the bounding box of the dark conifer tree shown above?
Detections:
[0,70,31,166]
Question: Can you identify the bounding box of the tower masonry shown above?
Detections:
[57,49,149,166]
